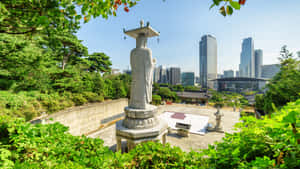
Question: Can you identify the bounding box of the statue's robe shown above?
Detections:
[129,47,154,109]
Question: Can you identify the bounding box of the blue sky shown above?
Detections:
[77,0,300,75]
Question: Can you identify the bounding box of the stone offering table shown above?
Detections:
[116,20,168,151]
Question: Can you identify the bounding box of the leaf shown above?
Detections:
[219,6,226,17]
[209,4,216,9]
[230,1,241,10]
[282,110,297,124]
[37,16,48,26]
[226,5,233,15]
[213,0,221,6]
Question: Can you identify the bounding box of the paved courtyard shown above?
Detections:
[88,104,240,152]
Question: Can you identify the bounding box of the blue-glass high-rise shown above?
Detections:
[239,37,255,77]
[199,35,217,89]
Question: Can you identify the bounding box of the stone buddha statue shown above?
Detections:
[129,32,156,109]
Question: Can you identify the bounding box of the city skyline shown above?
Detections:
[77,0,300,74]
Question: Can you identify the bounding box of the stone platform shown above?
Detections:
[116,120,168,151]
[116,106,168,151]
[89,105,240,152]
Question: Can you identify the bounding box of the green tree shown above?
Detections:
[46,33,89,70]
[88,52,112,73]
[158,87,173,100]
[0,0,138,35]
[153,83,160,93]
[255,94,264,112]
[262,46,300,113]
[171,84,184,92]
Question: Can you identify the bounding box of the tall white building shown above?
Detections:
[199,35,217,89]
[239,37,255,78]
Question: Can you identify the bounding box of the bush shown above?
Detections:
[71,93,88,106]
[1,98,300,168]
[0,79,14,90]
[82,92,104,103]
[152,95,162,105]
[0,116,114,168]
[115,142,208,169]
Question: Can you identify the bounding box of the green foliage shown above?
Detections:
[158,87,173,99]
[114,142,209,169]
[203,99,300,168]
[0,31,129,121]
[1,98,300,168]
[171,84,184,92]
[0,0,138,35]
[0,116,114,168]
[257,46,300,114]
[71,93,88,106]
[210,0,245,16]
[88,52,112,73]
[183,85,200,92]
[152,95,162,105]
[0,73,129,120]
[255,94,264,112]
[209,90,247,108]
[157,87,177,102]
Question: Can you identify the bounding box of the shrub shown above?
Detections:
[71,93,88,106]
[0,116,114,168]
[0,79,14,90]
[152,95,161,105]
[81,92,104,103]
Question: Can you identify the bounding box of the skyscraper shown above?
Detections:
[199,35,217,89]
[153,65,168,84]
[235,71,239,77]
[261,64,280,79]
[169,67,181,85]
[239,37,255,77]
[181,72,195,86]
[153,66,161,83]
[255,49,263,78]
[223,70,234,78]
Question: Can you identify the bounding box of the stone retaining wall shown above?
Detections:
[41,99,128,136]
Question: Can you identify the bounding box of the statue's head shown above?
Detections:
[136,33,147,48]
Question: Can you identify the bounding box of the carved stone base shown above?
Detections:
[116,119,168,152]
[123,117,158,129]
[122,105,158,129]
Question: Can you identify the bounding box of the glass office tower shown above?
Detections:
[239,37,255,78]
[199,35,217,89]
